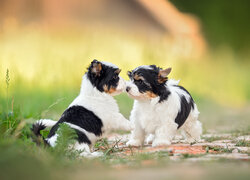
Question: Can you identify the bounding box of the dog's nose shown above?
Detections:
[126,86,131,92]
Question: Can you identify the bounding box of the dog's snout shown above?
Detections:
[126,86,131,92]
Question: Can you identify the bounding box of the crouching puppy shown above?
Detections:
[32,60,133,157]
[125,65,202,147]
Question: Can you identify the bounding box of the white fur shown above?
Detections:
[64,122,97,143]
[47,134,58,147]
[36,64,133,156]
[43,121,98,148]
[126,81,150,100]
[101,61,118,69]
[73,142,103,157]
[69,75,132,133]
[126,79,202,147]
[134,65,153,71]
[37,119,57,127]
[110,76,126,95]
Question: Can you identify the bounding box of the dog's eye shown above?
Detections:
[138,79,144,85]
[113,75,118,79]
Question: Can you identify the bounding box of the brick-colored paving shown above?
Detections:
[120,145,211,155]
[103,133,250,161]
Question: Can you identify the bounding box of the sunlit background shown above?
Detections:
[1,0,249,129]
[0,1,249,179]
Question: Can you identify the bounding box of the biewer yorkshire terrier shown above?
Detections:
[32,60,133,156]
[125,65,202,147]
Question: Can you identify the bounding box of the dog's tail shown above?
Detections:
[31,119,57,146]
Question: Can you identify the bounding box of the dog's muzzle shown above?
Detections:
[126,86,131,92]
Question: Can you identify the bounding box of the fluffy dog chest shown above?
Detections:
[134,101,160,134]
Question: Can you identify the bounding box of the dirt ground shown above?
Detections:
[67,133,250,180]
[106,133,250,162]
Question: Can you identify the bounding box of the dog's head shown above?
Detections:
[126,65,171,101]
[87,59,125,96]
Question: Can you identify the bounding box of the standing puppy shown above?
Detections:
[126,65,202,147]
[32,60,133,156]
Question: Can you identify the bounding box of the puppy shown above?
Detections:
[125,65,202,147]
[32,60,133,156]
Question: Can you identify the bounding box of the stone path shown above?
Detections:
[102,133,250,161]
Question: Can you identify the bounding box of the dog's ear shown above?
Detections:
[91,60,102,76]
[127,71,132,78]
[114,68,121,74]
[158,68,171,84]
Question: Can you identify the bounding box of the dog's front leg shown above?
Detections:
[126,120,145,147]
[152,122,178,147]
[111,113,134,131]
[146,134,155,145]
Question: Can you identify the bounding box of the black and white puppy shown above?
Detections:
[32,60,133,156]
[125,65,202,147]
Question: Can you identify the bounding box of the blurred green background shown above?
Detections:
[0,0,249,132]
[0,1,249,179]
[170,0,250,55]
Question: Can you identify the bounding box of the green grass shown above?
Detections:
[202,136,232,143]
[206,144,235,153]
[235,140,250,147]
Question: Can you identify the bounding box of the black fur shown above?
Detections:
[47,105,103,145]
[87,60,120,92]
[32,123,46,137]
[75,130,91,144]
[174,86,195,129]
[31,59,114,147]
[31,123,49,146]
[129,65,170,102]
[175,85,194,109]
[129,65,195,129]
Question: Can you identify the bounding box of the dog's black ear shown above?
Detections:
[127,71,132,78]
[158,68,171,84]
[114,69,121,74]
[91,59,102,76]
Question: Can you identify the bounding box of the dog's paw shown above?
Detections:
[80,151,103,158]
[146,134,155,145]
[186,137,201,144]
[126,139,142,147]
[152,139,171,147]
[91,151,104,157]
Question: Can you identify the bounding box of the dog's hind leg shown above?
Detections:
[74,142,91,155]
[183,120,202,143]
[74,142,103,158]
[152,122,178,147]
[182,111,202,143]
[45,134,59,147]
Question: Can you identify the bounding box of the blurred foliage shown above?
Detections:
[0,27,249,134]
[170,0,250,56]
[0,29,249,107]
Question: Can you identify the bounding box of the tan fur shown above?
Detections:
[146,91,157,98]
[92,63,102,76]
[103,85,116,94]
[159,68,172,77]
[157,76,168,84]
[115,69,121,74]
[134,74,145,81]
[158,68,171,84]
